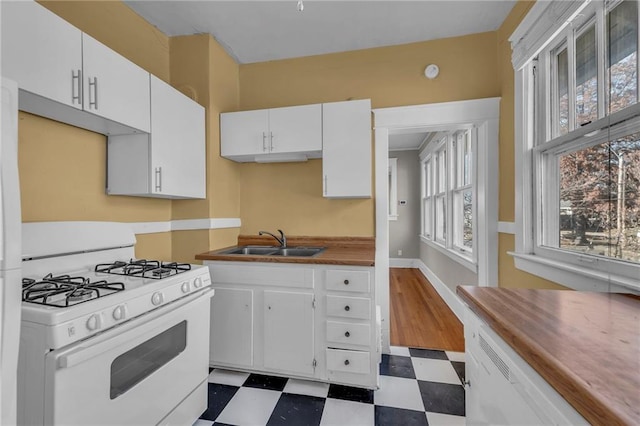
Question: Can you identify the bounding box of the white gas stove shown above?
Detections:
[18,222,213,426]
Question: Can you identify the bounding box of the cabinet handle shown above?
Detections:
[344,279,349,285]
[154,167,162,192]
[464,379,471,388]
[270,132,274,151]
[324,175,328,195]
[344,331,350,338]
[344,359,350,366]
[88,77,98,109]
[344,305,350,312]
[262,132,267,152]
[71,70,82,105]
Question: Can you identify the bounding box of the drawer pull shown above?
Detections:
[345,331,350,337]
[344,279,349,285]
[344,305,350,312]
[344,359,350,366]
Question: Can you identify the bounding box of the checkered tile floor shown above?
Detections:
[193,346,465,426]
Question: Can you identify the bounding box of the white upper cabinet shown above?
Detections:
[1,1,82,109]
[149,76,205,199]
[81,34,150,133]
[268,104,322,154]
[1,1,150,135]
[322,100,372,198]
[221,104,322,162]
[106,76,206,199]
[220,109,269,157]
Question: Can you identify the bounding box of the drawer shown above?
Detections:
[326,295,371,320]
[326,348,370,374]
[326,269,370,293]
[327,321,370,346]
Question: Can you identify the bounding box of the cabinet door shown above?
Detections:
[263,291,314,376]
[82,34,150,133]
[322,100,372,198]
[221,110,269,158]
[149,76,205,198]
[268,104,322,154]
[210,288,254,368]
[1,1,82,109]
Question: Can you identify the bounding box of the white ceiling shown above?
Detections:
[124,0,516,64]
[389,132,429,151]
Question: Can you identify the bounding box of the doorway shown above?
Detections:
[373,98,500,354]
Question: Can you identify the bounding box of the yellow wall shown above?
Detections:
[168,34,242,262]
[238,32,500,237]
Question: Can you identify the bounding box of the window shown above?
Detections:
[422,157,433,238]
[512,0,640,291]
[420,129,476,267]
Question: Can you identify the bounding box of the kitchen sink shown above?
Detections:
[222,246,280,255]
[220,246,326,257]
[271,247,325,257]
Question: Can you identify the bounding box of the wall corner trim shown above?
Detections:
[498,221,516,235]
[130,218,241,234]
[414,259,466,322]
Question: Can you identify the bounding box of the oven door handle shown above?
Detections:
[56,288,214,370]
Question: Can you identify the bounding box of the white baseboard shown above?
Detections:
[389,258,418,268]
[414,259,465,322]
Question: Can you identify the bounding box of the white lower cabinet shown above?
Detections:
[205,261,379,389]
[464,306,588,425]
[210,288,253,368]
[263,291,314,376]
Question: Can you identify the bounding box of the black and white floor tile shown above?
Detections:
[194,346,465,426]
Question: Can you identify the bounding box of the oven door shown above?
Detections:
[44,288,213,426]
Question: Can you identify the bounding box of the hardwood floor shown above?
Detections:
[389,268,465,352]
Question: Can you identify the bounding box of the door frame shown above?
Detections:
[373,97,501,353]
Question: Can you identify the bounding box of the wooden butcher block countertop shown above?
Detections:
[457,286,640,426]
[196,235,375,266]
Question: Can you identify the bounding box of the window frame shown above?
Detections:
[420,129,477,271]
[511,0,640,293]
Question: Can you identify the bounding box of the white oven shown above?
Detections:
[43,288,212,425]
[18,222,214,426]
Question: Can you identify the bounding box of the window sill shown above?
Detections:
[420,236,477,273]
[509,252,640,294]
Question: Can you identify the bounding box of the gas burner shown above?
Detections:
[22,274,125,307]
[95,259,191,279]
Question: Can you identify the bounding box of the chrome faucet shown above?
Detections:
[258,229,287,248]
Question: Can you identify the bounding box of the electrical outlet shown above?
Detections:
[398,250,403,256]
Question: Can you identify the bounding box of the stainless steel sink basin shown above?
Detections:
[271,247,325,257]
[221,246,280,255]
[220,246,325,257]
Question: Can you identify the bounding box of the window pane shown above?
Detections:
[438,150,447,192]
[558,133,640,264]
[608,0,638,114]
[436,195,446,241]
[463,133,472,186]
[556,47,569,135]
[463,190,473,248]
[576,25,598,126]
[424,198,432,237]
[425,161,432,196]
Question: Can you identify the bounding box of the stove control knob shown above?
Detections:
[86,314,102,331]
[193,277,203,289]
[151,292,164,306]
[181,282,190,293]
[113,305,126,321]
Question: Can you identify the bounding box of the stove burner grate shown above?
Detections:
[22,274,125,307]
[95,259,191,279]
